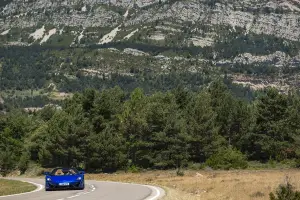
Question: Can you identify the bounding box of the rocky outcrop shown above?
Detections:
[123,48,149,56]
[1,0,300,42]
[126,0,300,41]
[1,0,300,92]
[233,51,290,67]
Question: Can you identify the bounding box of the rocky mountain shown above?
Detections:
[1,0,300,43]
[0,0,300,104]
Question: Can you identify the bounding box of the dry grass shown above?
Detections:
[0,179,36,196]
[85,169,300,200]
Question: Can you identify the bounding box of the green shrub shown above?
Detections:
[0,151,16,176]
[270,181,300,200]
[176,169,185,176]
[295,158,300,168]
[188,162,204,170]
[18,152,30,174]
[205,148,248,170]
[127,165,140,173]
[268,157,277,168]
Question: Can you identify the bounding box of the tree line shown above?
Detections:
[1,80,300,175]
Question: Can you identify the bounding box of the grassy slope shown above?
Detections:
[0,179,36,196]
[85,169,300,200]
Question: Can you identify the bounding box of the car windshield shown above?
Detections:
[50,168,79,176]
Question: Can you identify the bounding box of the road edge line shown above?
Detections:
[142,185,163,200]
[0,179,44,198]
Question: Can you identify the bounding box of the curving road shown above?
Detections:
[0,178,164,200]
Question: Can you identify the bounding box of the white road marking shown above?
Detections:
[67,194,80,199]
[80,192,90,195]
[0,179,162,200]
[90,184,95,192]
[60,184,95,200]
[143,185,161,200]
[0,180,44,198]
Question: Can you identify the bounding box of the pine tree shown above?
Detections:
[185,91,225,162]
[119,88,148,167]
[251,88,292,161]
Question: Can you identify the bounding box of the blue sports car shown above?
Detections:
[44,167,85,191]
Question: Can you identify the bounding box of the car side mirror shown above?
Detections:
[44,172,50,175]
[79,171,85,175]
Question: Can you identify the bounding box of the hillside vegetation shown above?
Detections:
[1,1,300,199]
[1,0,300,100]
[1,81,300,175]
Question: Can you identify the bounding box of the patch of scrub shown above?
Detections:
[0,29,10,35]
[40,28,57,44]
[29,25,45,41]
[124,28,139,40]
[99,25,121,44]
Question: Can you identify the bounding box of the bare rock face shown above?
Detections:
[123,48,149,56]
[233,51,290,67]
[125,0,300,41]
[1,0,300,94]
[1,1,300,85]
[1,0,122,29]
[1,0,300,42]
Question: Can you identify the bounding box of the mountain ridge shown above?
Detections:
[1,0,300,45]
[0,0,300,108]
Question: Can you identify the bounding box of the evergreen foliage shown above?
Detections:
[1,82,300,174]
[205,147,248,170]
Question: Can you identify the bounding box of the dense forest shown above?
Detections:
[0,45,260,109]
[0,45,206,92]
[1,39,298,93]
[1,80,300,175]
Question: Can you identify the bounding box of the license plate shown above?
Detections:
[59,183,69,186]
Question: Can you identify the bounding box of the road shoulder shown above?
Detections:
[0,178,43,198]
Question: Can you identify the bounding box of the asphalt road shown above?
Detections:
[0,178,164,200]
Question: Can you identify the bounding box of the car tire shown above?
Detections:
[80,184,85,190]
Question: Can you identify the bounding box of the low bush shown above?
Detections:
[270,181,300,200]
[187,162,204,170]
[127,165,141,173]
[176,169,185,176]
[205,147,248,170]
[0,151,16,176]
[18,152,30,174]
